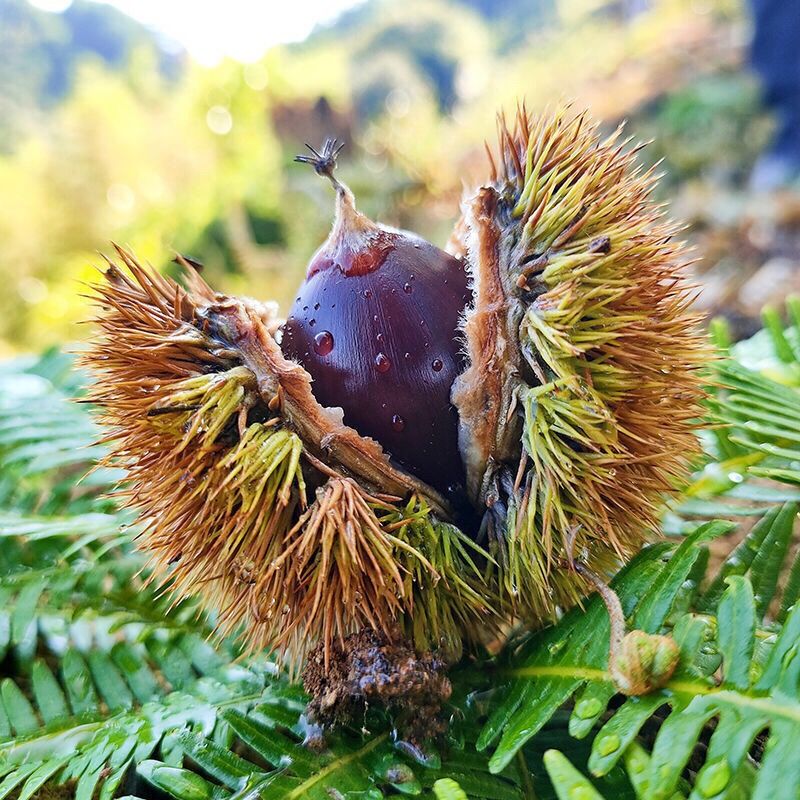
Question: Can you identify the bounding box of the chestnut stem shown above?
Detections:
[295,138,347,196]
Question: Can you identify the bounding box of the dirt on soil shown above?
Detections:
[302,629,452,742]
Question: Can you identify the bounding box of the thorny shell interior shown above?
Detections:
[82,106,709,670]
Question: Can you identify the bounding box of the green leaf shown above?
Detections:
[98,762,131,800]
[0,763,40,800]
[17,758,69,800]
[646,697,717,799]
[698,506,780,612]
[10,579,43,652]
[177,730,257,789]
[0,679,38,736]
[544,750,606,800]
[87,649,134,711]
[433,778,468,800]
[748,502,797,617]
[61,648,99,715]
[589,694,666,777]
[31,659,69,723]
[111,642,160,704]
[716,577,756,690]
[753,719,800,800]
[137,760,215,800]
[0,612,9,663]
[221,708,316,776]
[632,520,734,632]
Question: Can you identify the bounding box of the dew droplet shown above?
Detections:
[574,697,602,719]
[403,282,413,294]
[302,305,308,312]
[432,358,443,372]
[376,332,384,344]
[308,318,316,327]
[404,352,411,360]
[375,353,391,373]
[313,302,320,310]
[391,414,405,432]
[363,289,373,299]
[596,734,620,756]
[696,759,731,797]
[313,331,334,356]
[627,754,646,775]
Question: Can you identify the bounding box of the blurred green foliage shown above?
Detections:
[0,0,749,354]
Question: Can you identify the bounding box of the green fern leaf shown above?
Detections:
[482,521,732,773]
[433,778,469,800]
[543,750,606,800]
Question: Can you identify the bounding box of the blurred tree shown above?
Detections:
[0,0,754,355]
[0,0,183,149]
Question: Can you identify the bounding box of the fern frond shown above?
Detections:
[0,351,117,515]
[5,292,800,796]
[0,645,272,800]
[480,500,800,800]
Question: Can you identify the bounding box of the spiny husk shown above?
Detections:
[377,496,500,659]
[270,486,497,668]
[451,106,710,623]
[82,246,492,668]
[84,103,709,671]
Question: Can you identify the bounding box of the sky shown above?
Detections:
[29,0,366,65]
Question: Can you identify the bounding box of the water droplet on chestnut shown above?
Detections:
[392,414,405,432]
[432,359,443,372]
[313,331,334,356]
[404,283,413,294]
[375,353,391,373]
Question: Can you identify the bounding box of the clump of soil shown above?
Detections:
[302,630,452,741]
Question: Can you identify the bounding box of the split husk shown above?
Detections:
[82,106,709,680]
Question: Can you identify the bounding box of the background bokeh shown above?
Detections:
[0,0,789,355]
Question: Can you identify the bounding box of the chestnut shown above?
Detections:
[280,140,471,496]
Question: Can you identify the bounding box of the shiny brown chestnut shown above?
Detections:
[280,140,471,496]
